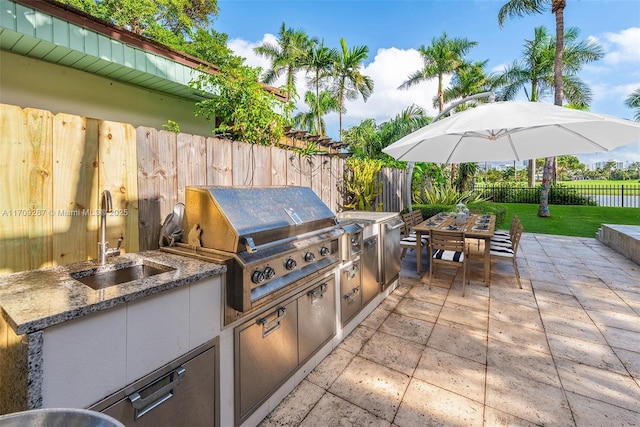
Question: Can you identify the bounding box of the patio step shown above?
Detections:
[596,224,640,266]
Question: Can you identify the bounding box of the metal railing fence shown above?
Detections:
[472,184,640,208]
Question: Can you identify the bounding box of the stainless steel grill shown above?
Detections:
[161,186,342,325]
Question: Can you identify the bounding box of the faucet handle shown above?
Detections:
[116,235,123,250]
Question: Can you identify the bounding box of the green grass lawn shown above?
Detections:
[558,179,640,187]
[496,203,640,238]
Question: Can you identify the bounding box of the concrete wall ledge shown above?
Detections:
[596,224,640,266]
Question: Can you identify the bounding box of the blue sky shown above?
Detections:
[215,0,640,165]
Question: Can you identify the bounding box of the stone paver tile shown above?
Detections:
[489,299,544,332]
[359,331,424,376]
[488,317,550,354]
[483,406,543,427]
[443,288,489,311]
[555,358,640,412]
[539,312,606,345]
[487,337,560,388]
[589,310,640,333]
[546,333,627,374]
[612,347,640,379]
[307,347,354,389]
[328,356,410,422]
[394,378,483,427]
[377,291,403,312]
[597,325,640,353]
[530,279,574,295]
[489,286,538,308]
[406,284,448,304]
[393,297,441,323]
[486,366,573,426]
[299,392,390,427]
[536,299,593,324]
[566,390,640,427]
[361,306,392,330]
[259,380,325,427]
[442,300,488,325]
[338,324,376,354]
[534,289,582,307]
[576,297,638,317]
[414,347,486,403]
[427,323,487,364]
[378,312,434,345]
[614,289,640,310]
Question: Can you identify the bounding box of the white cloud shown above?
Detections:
[228,35,277,72]
[600,27,640,65]
[343,47,442,122]
[229,39,475,140]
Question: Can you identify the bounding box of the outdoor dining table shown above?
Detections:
[413,212,496,284]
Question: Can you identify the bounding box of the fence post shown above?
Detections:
[621,185,624,208]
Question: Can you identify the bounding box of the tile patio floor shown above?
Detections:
[260,233,640,426]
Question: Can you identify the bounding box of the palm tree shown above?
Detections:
[343,105,431,160]
[398,32,478,113]
[624,88,640,121]
[331,38,374,140]
[303,40,339,135]
[439,60,503,110]
[292,90,340,136]
[499,26,603,186]
[399,32,478,185]
[498,0,567,217]
[253,22,316,101]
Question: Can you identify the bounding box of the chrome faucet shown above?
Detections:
[98,190,122,264]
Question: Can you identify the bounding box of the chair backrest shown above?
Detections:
[401,212,414,235]
[410,210,423,226]
[429,229,466,253]
[507,215,520,238]
[510,222,524,255]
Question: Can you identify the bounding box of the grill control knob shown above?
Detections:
[304,252,315,262]
[263,266,276,280]
[285,258,297,270]
[319,246,330,256]
[251,270,265,284]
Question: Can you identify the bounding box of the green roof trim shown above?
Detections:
[0,0,210,101]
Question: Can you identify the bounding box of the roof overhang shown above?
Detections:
[1,0,286,102]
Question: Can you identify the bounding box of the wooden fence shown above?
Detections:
[0,104,352,274]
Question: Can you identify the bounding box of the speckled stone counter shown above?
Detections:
[337,211,400,224]
[0,251,226,335]
[0,251,225,415]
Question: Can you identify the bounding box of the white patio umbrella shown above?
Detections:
[382,101,640,163]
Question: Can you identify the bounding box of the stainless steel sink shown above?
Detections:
[71,261,176,290]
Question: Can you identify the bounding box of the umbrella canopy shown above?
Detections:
[382,101,640,163]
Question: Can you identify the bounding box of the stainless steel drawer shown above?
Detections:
[298,277,336,363]
[340,261,361,326]
[91,339,217,427]
[236,299,298,423]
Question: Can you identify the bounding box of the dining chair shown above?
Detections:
[400,214,429,259]
[489,221,524,289]
[490,215,520,248]
[429,229,469,296]
[400,210,427,259]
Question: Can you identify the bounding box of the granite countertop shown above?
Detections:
[0,251,226,335]
[337,211,400,223]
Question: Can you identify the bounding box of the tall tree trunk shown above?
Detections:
[539,0,565,218]
[528,159,536,187]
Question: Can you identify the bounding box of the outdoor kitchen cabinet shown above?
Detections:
[235,275,336,425]
[39,275,222,410]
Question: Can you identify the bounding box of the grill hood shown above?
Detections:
[184,186,338,253]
